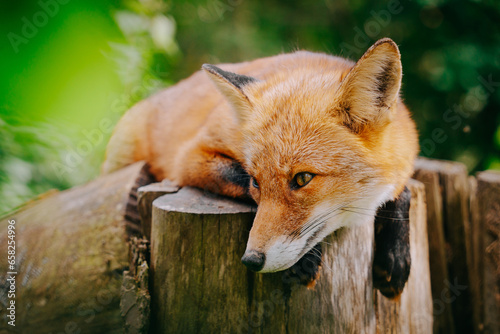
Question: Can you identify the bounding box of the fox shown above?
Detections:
[103,38,419,298]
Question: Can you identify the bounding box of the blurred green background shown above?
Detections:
[1,0,499,215]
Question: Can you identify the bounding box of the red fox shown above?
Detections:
[103,38,418,298]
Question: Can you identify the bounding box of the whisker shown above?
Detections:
[291,206,339,241]
[340,208,409,221]
[344,205,404,214]
[289,199,359,242]
[308,247,336,274]
[319,240,335,246]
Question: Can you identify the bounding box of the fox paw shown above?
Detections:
[373,186,411,299]
[373,240,411,298]
[283,243,322,288]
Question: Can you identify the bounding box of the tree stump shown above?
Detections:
[150,180,433,333]
[0,162,150,334]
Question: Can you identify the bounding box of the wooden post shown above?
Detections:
[414,157,474,334]
[469,176,483,334]
[150,180,432,333]
[413,160,455,333]
[150,187,256,333]
[471,171,500,334]
[0,162,149,333]
[137,180,179,239]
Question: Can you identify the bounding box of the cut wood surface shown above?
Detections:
[150,180,433,333]
[0,162,148,334]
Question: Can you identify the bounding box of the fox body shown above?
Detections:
[104,38,418,295]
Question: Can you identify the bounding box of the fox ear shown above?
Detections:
[202,64,259,123]
[334,38,402,133]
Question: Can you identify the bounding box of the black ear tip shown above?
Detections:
[202,63,259,89]
[202,64,227,78]
[202,63,217,72]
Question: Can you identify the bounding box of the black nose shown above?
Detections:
[241,250,265,272]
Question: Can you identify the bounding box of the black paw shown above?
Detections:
[373,240,411,298]
[283,244,322,287]
[373,187,411,298]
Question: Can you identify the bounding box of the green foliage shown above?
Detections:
[1,0,499,215]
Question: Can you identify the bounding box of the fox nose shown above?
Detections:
[241,250,265,272]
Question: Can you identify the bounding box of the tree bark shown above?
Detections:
[0,162,148,334]
[414,157,473,334]
[471,171,500,334]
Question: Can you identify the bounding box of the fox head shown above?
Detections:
[203,38,417,273]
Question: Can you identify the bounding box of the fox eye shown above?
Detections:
[293,172,314,188]
[252,178,259,189]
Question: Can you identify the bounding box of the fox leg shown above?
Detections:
[372,186,411,298]
[283,244,323,288]
[173,145,252,200]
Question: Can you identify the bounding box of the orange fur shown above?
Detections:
[103,38,419,272]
